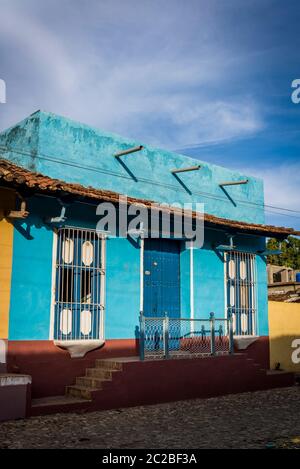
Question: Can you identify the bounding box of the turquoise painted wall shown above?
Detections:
[192,229,268,335]
[0,111,265,224]
[180,247,190,320]
[9,219,53,340]
[105,237,140,339]
[2,111,268,340]
[8,195,268,340]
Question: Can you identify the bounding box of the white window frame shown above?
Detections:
[49,227,106,341]
[224,250,257,336]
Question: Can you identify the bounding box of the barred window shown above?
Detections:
[54,227,105,341]
[225,251,257,336]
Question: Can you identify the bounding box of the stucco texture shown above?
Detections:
[0,111,265,224]
[269,301,300,372]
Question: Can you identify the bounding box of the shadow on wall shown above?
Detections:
[7,339,140,398]
[269,335,300,372]
[269,301,300,372]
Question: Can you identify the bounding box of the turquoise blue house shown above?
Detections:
[0,111,297,402]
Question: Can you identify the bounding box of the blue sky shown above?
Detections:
[0,0,299,230]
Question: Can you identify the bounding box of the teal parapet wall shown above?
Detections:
[7,194,268,341]
[0,111,265,224]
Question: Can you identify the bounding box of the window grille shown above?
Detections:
[53,227,105,341]
[225,251,257,336]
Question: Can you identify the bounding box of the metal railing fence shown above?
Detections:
[139,312,234,360]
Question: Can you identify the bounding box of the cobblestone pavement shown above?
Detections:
[0,387,300,449]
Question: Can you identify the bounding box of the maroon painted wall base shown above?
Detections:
[7,339,139,398]
[31,353,294,417]
[0,383,31,421]
[8,336,271,400]
[235,336,270,369]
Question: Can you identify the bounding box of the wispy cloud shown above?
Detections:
[238,162,300,232]
[254,163,300,213]
[0,0,265,148]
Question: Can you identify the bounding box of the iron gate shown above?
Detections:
[139,313,233,360]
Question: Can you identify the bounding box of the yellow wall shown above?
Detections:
[269,301,300,372]
[0,189,15,339]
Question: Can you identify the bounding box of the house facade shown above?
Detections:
[0,111,298,403]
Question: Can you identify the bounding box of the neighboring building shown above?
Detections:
[0,111,298,415]
[268,264,297,284]
[268,264,300,297]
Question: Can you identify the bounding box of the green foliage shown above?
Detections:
[267,236,300,269]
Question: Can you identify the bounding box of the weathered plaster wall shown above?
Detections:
[7,194,268,341]
[192,229,268,336]
[0,111,265,224]
[105,237,140,339]
[8,221,53,340]
[269,301,300,372]
[0,112,268,342]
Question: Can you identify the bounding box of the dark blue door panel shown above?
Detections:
[144,239,181,318]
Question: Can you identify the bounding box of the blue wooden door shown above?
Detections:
[143,239,181,318]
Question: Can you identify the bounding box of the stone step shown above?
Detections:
[95,359,123,370]
[31,394,91,416]
[76,376,105,389]
[86,368,115,379]
[66,385,98,400]
[32,395,90,408]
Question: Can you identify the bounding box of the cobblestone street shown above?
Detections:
[1,387,300,449]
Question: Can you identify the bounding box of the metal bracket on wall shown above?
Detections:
[257,240,284,256]
[114,145,144,158]
[5,192,29,219]
[219,179,249,187]
[214,234,236,251]
[171,165,201,174]
[44,199,71,224]
[257,249,283,256]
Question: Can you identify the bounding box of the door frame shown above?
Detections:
[140,238,195,320]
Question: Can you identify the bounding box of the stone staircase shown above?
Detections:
[31,354,295,416]
[66,359,123,400]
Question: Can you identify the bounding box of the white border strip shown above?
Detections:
[49,230,58,340]
[140,237,144,313]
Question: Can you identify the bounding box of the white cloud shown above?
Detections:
[166,99,263,148]
[243,163,300,213]
[0,2,80,94]
[0,0,265,148]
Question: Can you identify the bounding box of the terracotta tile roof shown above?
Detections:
[0,158,299,238]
